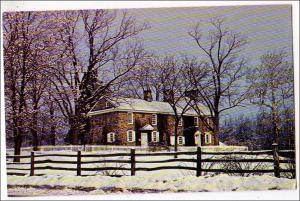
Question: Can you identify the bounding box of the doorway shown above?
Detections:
[141,132,148,146]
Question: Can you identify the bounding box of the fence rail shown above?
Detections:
[6,143,295,178]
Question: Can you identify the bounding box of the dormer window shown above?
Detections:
[152,114,157,125]
[105,101,110,108]
[128,112,133,124]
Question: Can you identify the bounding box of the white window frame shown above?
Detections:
[205,133,212,144]
[194,117,199,127]
[152,114,157,126]
[178,117,183,127]
[107,132,115,143]
[128,112,134,124]
[127,130,135,142]
[178,136,185,145]
[206,118,210,125]
[151,131,159,142]
[105,101,110,108]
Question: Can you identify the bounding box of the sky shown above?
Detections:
[124,5,294,119]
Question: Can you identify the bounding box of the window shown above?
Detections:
[107,132,115,143]
[178,117,183,127]
[205,132,212,144]
[206,118,211,125]
[151,131,159,142]
[128,112,133,124]
[105,101,110,108]
[194,117,199,127]
[178,136,185,145]
[152,114,157,125]
[127,130,135,142]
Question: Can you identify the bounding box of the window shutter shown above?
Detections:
[132,131,136,142]
[127,131,130,142]
[182,136,185,145]
[112,133,115,142]
[155,132,159,142]
[170,136,175,145]
[107,133,111,143]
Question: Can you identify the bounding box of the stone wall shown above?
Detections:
[89,111,218,146]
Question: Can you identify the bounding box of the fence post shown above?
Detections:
[77,151,81,176]
[196,146,202,177]
[30,151,35,176]
[272,143,280,178]
[131,148,135,176]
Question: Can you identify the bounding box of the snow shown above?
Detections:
[89,97,210,116]
[6,150,296,197]
[7,173,296,197]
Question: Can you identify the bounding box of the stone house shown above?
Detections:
[87,91,217,146]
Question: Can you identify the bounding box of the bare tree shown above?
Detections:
[3,11,52,160]
[159,57,193,156]
[187,18,248,145]
[247,50,294,145]
[122,56,164,101]
[47,10,148,145]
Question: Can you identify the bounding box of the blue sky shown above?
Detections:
[125,5,294,119]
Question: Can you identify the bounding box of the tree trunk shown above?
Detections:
[272,108,280,145]
[49,104,56,146]
[213,112,220,145]
[13,128,22,162]
[174,119,179,158]
[50,125,56,146]
[31,128,39,151]
[31,111,39,151]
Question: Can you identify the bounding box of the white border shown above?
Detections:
[1,1,299,200]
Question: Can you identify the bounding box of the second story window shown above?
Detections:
[128,112,133,124]
[194,117,199,127]
[206,118,211,125]
[152,114,157,125]
[178,117,183,126]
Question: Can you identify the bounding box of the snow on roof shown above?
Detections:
[89,97,210,116]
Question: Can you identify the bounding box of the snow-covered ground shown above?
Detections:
[7,174,296,197]
[6,150,296,197]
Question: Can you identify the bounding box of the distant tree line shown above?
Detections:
[220,106,295,150]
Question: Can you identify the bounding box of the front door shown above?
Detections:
[141,132,148,146]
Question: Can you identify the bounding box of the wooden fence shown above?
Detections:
[6,144,295,178]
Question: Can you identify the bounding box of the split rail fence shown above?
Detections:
[6,144,295,178]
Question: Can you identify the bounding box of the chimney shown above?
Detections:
[185,90,198,99]
[143,90,152,102]
[163,89,174,102]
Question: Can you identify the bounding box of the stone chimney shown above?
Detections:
[184,90,198,99]
[163,89,174,102]
[143,90,152,102]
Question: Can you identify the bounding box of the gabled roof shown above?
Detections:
[88,97,211,116]
[140,124,155,131]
